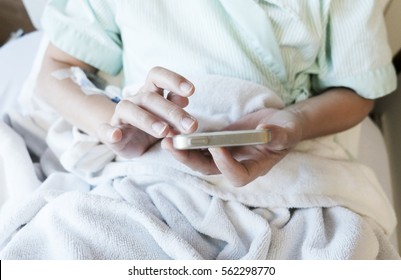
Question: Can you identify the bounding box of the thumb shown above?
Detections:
[97,123,123,144]
[256,123,294,151]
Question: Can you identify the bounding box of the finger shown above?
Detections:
[222,108,274,131]
[143,66,194,97]
[97,123,123,144]
[208,147,261,187]
[161,138,220,175]
[166,92,189,108]
[129,92,197,133]
[112,99,170,138]
[256,124,292,151]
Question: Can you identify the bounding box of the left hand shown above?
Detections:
[161,108,303,187]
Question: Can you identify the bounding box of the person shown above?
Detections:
[36,0,396,188]
[1,0,397,261]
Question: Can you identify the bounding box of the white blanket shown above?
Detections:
[0,75,398,259]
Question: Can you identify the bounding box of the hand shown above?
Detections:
[97,67,198,158]
[162,108,303,187]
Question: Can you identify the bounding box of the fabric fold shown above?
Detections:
[0,75,398,259]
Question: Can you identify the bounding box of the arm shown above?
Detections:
[286,87,374,141]
[162,88,374,186]
[36,44,116,140]
[36,44,198,158]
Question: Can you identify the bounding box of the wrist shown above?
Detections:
[283,105,307,141]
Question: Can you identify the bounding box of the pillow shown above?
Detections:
[0,31,43,116]
[22,0,48,30]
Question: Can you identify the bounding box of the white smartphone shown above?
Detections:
[172,129,271,150]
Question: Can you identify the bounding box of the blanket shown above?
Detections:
[0,75,399,259]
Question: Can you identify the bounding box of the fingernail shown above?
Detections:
[152,122,168,135]
[108,129,117,142]
[181,116,196,131]
[106,127,122,143]
[179,82,193,93]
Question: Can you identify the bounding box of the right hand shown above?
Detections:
[97,67,198,158]
[162,107,303,187]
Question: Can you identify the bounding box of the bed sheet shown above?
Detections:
[0,31,398,250]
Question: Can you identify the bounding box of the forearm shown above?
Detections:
[36,50,199,158]
[36,44,116,139]
[285,88,375,140]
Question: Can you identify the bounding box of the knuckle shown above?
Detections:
[167,106,185,121]
[115,99,130,112]
[147,66,165,79]
[136,90,152,105]
[149,66,164,74]
[127,90,155,106]
[115,100,147,124]
[133,109,152,125]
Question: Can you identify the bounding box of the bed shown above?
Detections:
[0,0,400,259]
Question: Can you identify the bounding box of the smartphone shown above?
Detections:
[172,129,271,150]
